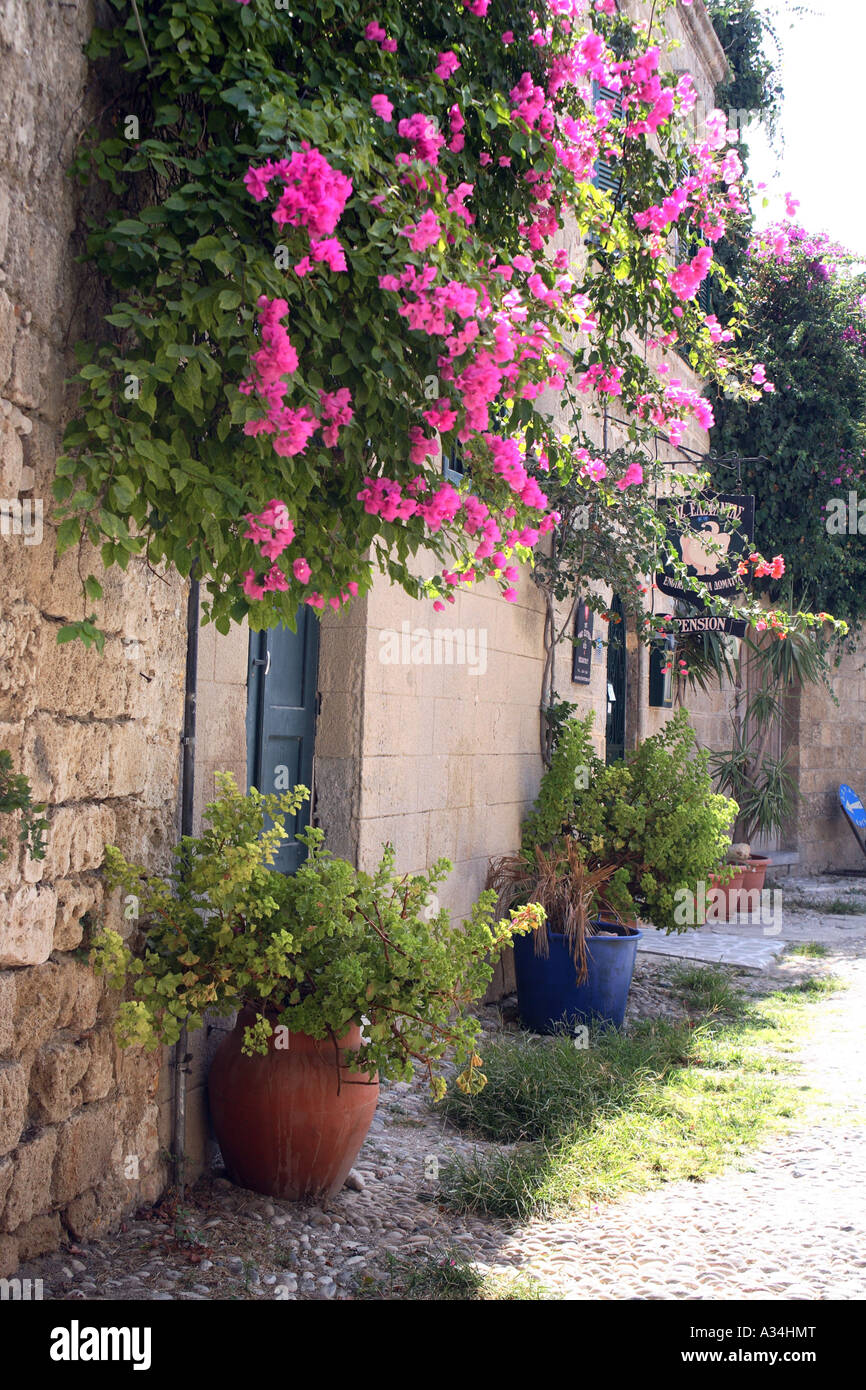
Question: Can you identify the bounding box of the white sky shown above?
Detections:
[743,0,866,252]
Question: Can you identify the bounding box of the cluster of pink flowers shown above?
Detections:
[356,427,559,579]
[371,93,394,123]
[435,51,461,81]
[365,21,397,53]
[241,297,354,457]
[750,222,848,279]
[242,500,316,600]
[244,147,352,274]
[397,112,445,166]
[668,245,713,302]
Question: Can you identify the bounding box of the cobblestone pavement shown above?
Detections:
[18,896,866,1302]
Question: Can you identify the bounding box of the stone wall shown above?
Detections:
[786,645,866,873]
[0,0,187,1276]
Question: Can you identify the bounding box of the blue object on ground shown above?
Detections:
[513,918,642,1035]
[840,784,866,855]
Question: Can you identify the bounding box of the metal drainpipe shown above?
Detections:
[173,574,199,1193]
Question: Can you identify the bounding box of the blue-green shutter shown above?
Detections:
[246,611,320,873]
[591,80,623,199]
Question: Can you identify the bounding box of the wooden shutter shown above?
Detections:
[591,80,623,200]
[246,610,320,873]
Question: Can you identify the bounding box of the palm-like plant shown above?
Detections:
[705,626,826,845]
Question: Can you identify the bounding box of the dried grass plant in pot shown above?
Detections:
[488,839,640,1033]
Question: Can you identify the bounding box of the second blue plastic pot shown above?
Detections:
[513,919,642,1035]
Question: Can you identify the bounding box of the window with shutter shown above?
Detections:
[443,443,465,485]
[591,80,623,200]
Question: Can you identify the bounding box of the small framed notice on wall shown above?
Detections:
[572,598,594,684]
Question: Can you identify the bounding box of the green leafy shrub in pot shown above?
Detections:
[91,773,542,1099]
[520,708,738,933]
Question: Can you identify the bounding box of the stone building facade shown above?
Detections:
[1,0,863,1277]
[0,0,187,1276]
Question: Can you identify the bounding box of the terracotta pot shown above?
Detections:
[708,868,745,922]
[209,1012,379,1201]
[738,856,770,895]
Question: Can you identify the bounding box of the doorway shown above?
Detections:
[605,593,627,764]
[246,610,320,873]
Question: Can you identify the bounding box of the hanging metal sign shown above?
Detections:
[571,597,594,684]
[656,493,755,602]
[669,613,748,638]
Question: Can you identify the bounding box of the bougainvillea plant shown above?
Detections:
[54,0,772,640]
[711,221,866,633]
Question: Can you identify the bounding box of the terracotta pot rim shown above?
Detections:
[234,1010,371,1068]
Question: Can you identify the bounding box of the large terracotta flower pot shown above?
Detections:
[708,868,745,922]
[209,1012,379,1201]
[739,855,771,895]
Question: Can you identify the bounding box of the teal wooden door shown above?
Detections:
[246,612,320,873]
[605,593,626,765]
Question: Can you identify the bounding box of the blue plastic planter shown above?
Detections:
[513,919,642,1035]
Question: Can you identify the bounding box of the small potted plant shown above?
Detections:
[91,774,541,1200]
[488,838,638,1033]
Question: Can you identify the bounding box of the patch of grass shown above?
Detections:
[355,1247,556,1300]
[667,963,746,1015]
[439,976,841,1222]
[442,1020,698,1144]
[787,941,829,958]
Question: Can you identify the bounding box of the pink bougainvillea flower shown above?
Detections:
[381,38,398,53]
[668,245,712,301]
[615,462,644,491]
[310,236,347,272]
[242,570,266,600]
[251,147,353,240]
[435,50,461,80]
[293,557,312,584]
[371,93,394,122]
[397,112,445,165]
[501,30,514,44]
[364,21,386,42]
[400,209,442,252]
[319,387,354,446]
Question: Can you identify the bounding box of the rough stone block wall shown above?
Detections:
[787,645,866,872]
[0,0,187,1276]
